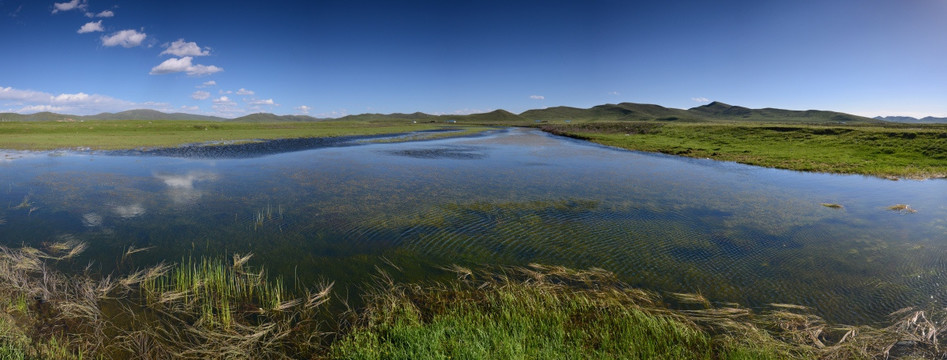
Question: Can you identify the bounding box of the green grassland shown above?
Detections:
[0,120,457,150]
[540,122,947,179]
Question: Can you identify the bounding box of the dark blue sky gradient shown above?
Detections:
[1,0,945,117]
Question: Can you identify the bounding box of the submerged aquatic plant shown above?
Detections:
[820,203,844,209]
[12,195,32,210]
[252,204,284,231]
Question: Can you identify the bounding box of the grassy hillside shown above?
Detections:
[86,110,227,121]
[229,113,321,122]
[687,102,882,124]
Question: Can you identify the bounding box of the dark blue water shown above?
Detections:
[1,128,944,324]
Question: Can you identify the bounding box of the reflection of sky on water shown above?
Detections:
[153,171,219,205]
[82,213,102,227]
[0,128,945,324]
[112,203,145,219]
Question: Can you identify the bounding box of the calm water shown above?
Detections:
[1,128,945,324]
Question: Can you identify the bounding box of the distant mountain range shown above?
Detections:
[874,116,947,124]
[0,102,931,125]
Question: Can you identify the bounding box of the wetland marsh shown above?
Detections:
[1,127,947,357]
[2,127,944,324]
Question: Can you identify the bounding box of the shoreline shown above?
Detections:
[537,123,947,181]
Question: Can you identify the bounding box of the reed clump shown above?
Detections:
[0,244,332,359]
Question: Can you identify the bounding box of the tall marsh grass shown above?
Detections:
[0,242,945,359]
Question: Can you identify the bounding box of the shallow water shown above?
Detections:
[1,128,945,324]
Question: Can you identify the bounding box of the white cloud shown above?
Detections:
[235,88,254,95]
[691,97,710,102]
[77,20,103,34]
[95,10,114,17]
[52,0,86,14]
[529,95,544,100]
[210,96,245,117]
[0,86,51,103]
[197,80,216,88]
[149,57,223,76]
[247,98,276,106]
[160,39,210,57]
[51,92,90,102]
[219,90,232,94]
[191,91,210,100]
[315,109,348,118]
[101,29,147,48]
[608,91,620,96]
[17,105,67,113]
[0,85,137,115]
[295,105,312,114]
[180,105,200,112]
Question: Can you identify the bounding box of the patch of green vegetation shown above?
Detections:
[540,122,947,179]
[330,265,792,360]
[0,120,477,150]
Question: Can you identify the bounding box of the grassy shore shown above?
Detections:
[0,120,465,150]
[0,242,943,359]
[539,122,947,179]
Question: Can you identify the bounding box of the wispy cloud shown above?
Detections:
[235,88,254,95]
[315,109,348,118]
[160,39,210,57]
[197,80,216,88]
[191,91,210,100]
[95,10,113,17]
[295,105,311,114]
[101,29,147,48]
[17,104,68,113]
[247,98,276,106]
[691,97,710,102]
[210,96,244,117]
[529,95,544,100]
[51,0,86,14]
[77,20,103,34]
[608,91,620,96]
[149,57,223,76]
[9,5,23,17]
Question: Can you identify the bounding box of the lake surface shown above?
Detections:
[1,128,945,324]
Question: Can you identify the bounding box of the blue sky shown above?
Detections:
[1,0,945,118]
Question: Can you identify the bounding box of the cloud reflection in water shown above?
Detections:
[153,171,219,205]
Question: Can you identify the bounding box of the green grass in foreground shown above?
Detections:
[540,122,947,179]
[0,120,459,150]
[330,265,790,360]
